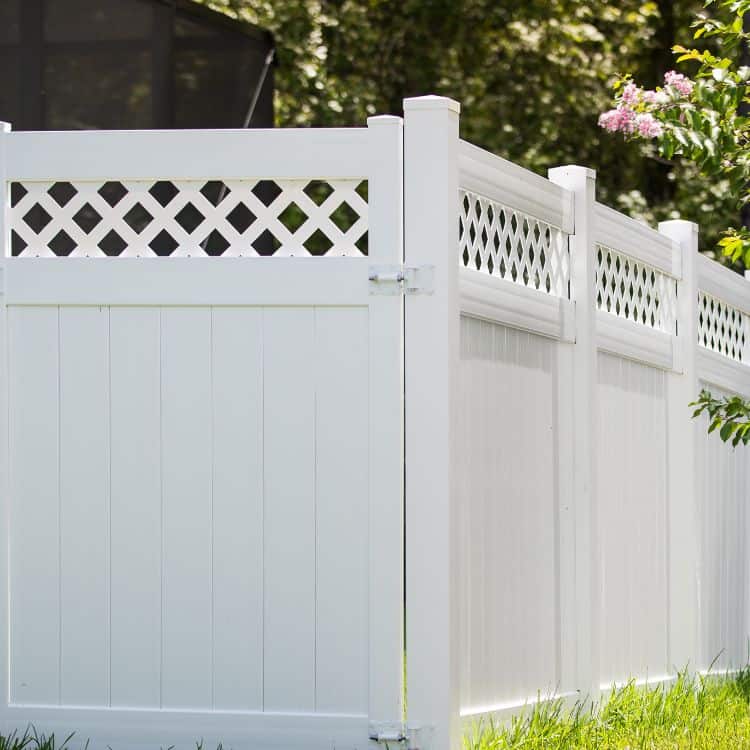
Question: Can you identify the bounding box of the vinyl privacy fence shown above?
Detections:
[0,96,747,750]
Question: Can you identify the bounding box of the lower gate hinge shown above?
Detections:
[368,265,435,296]
[368,722,433,750]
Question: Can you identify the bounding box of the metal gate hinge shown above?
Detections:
[368,265,435,296]
[368,723,433,750]
[369,723,406,744]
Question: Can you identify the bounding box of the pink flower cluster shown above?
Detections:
[598,108,663,137]
[598,107,636,134]
[635,112,663,138]
[664,70,694,97]
[598,70,693,138]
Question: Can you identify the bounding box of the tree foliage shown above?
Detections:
[198,0,734,246]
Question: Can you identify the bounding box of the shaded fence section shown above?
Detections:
[403,97,750,750]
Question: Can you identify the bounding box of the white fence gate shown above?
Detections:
[0,97,749,750]
[0,120,405,749]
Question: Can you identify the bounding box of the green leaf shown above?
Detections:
[720,421,736,441]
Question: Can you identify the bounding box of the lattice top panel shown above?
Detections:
[9,179,368,257]
[596,244,677,333]
[698,291,749,363]
[459,190,570,297]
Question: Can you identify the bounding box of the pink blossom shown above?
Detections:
[642,89,658,104]
[598,108,622,132]
[621,82,642,106]
[620,108,637,134]
[664,70,694,97]
[635,112,663,138]
[598,107,637,134]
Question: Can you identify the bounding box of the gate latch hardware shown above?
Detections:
[368,265,435,296]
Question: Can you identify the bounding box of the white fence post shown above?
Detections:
[548,165,600,702]
[0,121,9,716]
[366,114,405,731]
[659,219,700,673]
[403,96,461,750]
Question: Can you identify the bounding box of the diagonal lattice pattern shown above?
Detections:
[595,244,677,333]
[459,190,570,297]
[9,179,368,257]
[698,291,749,363]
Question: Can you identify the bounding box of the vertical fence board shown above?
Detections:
[9,306,60,705]
[161,307,213,709]
[456,318,557,712]
[597,353,669,686]
[109,307,161,708]
[553,339,576,693]
[211,307,264,711]
[697,397,750,670]
[59,307,109,706]
[263,308,316,712]
[314,307,369,714]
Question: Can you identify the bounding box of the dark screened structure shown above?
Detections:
[0,0,275,131]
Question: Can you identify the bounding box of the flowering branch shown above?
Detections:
[600,2,750,266]
[600,0,750,444]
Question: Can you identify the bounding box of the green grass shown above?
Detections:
[4,672,750,750]
[0,728,82,750]
[464,670,750,750]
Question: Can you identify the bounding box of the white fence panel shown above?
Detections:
[456,317,559,716]
[696,388,750,672]
[694,257,750,673]
[597,353,669,687]
[7,301,374,713]
[421,95,750,743]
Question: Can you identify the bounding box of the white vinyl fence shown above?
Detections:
[0,96,748,750]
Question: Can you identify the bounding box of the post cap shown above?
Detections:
[658,219,698,231]
[367,114,403,128]
[403,95,460,115]
[548,165,596,181]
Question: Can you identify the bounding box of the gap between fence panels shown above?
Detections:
[0,98,749,750]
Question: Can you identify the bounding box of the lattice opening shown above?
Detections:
[9,179,369,258]
[595,244,676,333]
[458,189,570,298]
[698,291,749,363]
